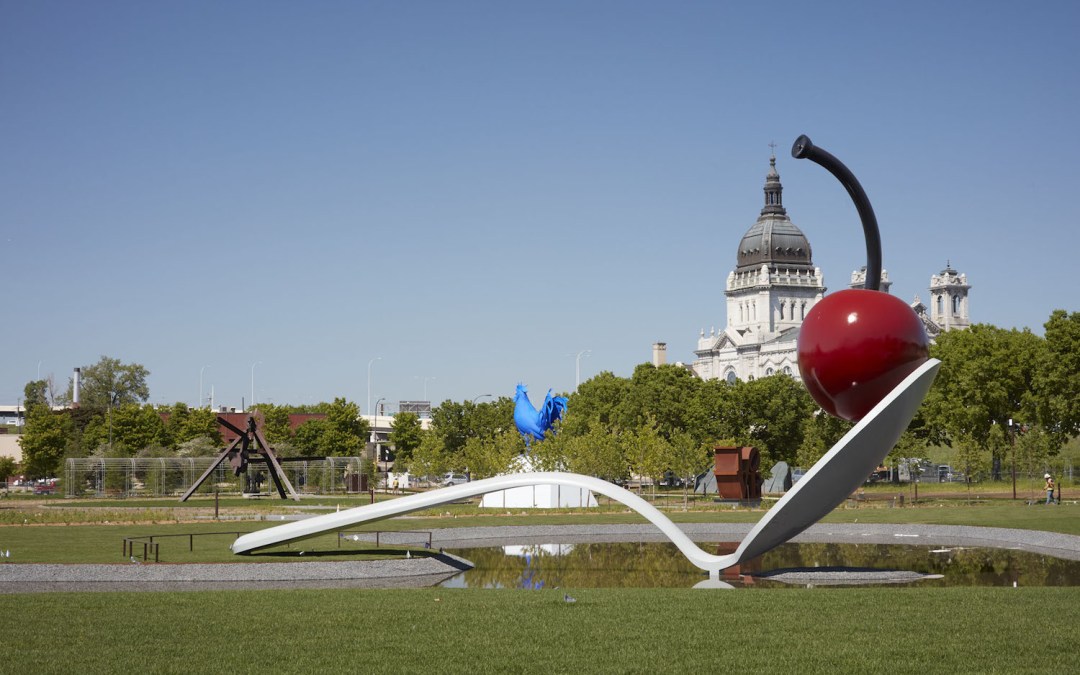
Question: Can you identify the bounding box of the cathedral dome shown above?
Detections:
[735,156,813,272]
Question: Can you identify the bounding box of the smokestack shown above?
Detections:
[73,367,81,408]
[652,342,667,367]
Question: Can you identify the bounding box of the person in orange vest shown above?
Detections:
[1044,473,1055,505]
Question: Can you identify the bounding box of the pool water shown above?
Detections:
[439,541,1080,589]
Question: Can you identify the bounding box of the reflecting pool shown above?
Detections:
[440,542,1080,589]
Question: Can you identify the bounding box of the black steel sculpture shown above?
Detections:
[179,415,300,502]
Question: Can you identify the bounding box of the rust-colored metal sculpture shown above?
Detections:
[179,415,299,502]
[713,446,761,501]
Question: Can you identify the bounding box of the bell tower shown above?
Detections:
[929,261,971,331]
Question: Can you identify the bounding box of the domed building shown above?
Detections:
[692,155,825,382]
[688,153,971,385]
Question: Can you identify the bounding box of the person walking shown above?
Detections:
[1044,473,1055,505]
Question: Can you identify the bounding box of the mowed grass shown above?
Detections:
[2,587,1077,674]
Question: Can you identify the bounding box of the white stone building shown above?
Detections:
[690,155,970,384]
[692,155,824,383]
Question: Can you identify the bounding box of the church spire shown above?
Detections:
[761,151,787,216]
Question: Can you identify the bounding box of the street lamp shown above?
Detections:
[573,349,591,388]
[251,361,262,410]
[367,357,382,417]
[372,396,387,463]
[472,393,493,404]
[199,366,209,409]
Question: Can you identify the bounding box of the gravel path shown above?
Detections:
[2,522,1077,593]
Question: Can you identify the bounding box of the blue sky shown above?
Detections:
[3,1,1078,411]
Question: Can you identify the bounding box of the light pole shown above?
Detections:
[372,396,387,465]
[367,357,382,417]
[573,349,591,388]
[36,361,42,381]
[472,393,493,404]
[199,366,209,409]
[250,361,262,410]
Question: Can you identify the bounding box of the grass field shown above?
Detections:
[3,493,1079,674]
[3,587,1077,674]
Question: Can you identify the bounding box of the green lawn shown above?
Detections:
[2,587,1077,674]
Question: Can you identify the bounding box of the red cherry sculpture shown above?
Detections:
[798,289,929,422]
[791,134,930,421]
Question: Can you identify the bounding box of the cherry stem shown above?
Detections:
[791,135,882,292]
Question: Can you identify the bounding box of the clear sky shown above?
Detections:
[3,1,1078,412]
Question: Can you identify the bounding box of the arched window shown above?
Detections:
[783,366,793,376]
[953,294,961,314]
[766,367,774,376]
[725,370,737,384]
[801,302,806,320]
[778,302,785,320]
[937,296,944,314]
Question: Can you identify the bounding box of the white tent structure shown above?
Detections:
[480,456,597,509]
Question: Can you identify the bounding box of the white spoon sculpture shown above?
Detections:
[231,359,939,573]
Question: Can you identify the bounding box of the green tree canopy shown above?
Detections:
[18,404,73,478]
[923,323,1045,478]
[1033,310,1080,444]
[67,356,150,410]
[291,398,368,457]
[388,412,424,465]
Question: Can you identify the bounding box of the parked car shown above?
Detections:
[442,472,469,486]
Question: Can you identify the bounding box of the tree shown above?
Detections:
[625,418,671,490]
[162,403,222,448]
[462,428,521,479]
[292,419,325,457]
[1033,310,1080,445]
[24,379,52,408]
[293,398,368,457]
[66,356,150,409]
[18,404,73,478]
[721,375,812,470]
[389,412,424,465]
[668,429,711,508]
[0,456,16,484]
[686,379,736,448]
[562,371,631,437]
[428,396,514,465]
[616,364,701,440]
[408,430,450,477]
[563,423,626,483]
[923,324,1045,479]
[797,409,854,469]
[252,404,293,444]
[104,404,167,455]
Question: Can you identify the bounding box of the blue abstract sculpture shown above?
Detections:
[513,384,567,445]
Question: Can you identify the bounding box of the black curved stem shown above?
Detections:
[791,134,882,291]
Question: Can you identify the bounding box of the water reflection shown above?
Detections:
[440,542,1080,589]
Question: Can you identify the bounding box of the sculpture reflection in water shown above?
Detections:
[440,542,1080,589]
